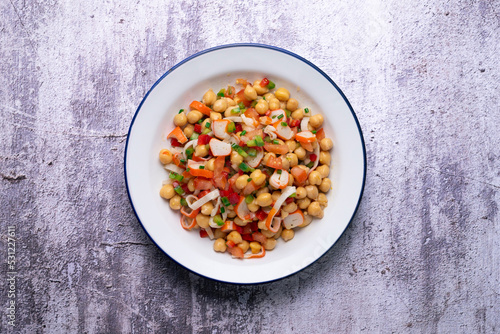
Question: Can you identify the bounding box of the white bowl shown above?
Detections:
[125,44,366,284]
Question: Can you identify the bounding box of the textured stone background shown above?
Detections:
[1,0,499,333]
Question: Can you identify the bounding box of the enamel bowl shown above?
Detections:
[125,44,366,284]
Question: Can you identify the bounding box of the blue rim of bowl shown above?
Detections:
[124,43,367,285]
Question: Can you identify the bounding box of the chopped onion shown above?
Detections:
[187,189,220,210]
[266,186,296,232]
[308,143,320,175]
[211,197,221,216]
[204,227,214,239]
[301,116,310,132]
[164,163,184,175]
[162,179,173,185]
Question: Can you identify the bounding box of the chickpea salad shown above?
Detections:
[158,77,333,259]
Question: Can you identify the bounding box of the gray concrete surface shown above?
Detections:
[1,0,499,333]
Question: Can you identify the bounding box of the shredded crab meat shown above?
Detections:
[264,125,277,140]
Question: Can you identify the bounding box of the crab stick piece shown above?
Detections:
[209,138,231,156]
[295,130,316,143]
[212,119,231,139]
[283,209,305,229]
[167,126,188,144]
[180,215,197,230]
[269,170,290,190]
[189,100,212,116]
[273,121,294,140]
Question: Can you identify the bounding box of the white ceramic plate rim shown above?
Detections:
[124,43,366,284]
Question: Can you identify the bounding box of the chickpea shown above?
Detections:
[308,171,322,186]
[214,229,227,239]
[285,153,298,168]
[271,191,281,202]
[275,87,290,101]
[224,106,241,117]
[159,149,173,165]
[244,85,258,101]
[225,97,237,106]
[297,197,311,210]
[288,174,294,186]
[305,185,319,200]
[227,231,243,244]
[212,98,227,112]
[160,184,175,200]
[188,179,195,192]
[316,165,330,178]
[195,144,209,157]
[234,217,247,226]
[264,238,277,250]
[169,195,182,210]
[187,110,203,124]
[227,210,236,218]
[291,108,304,120]
[282,141,293,153]
[250,169,266,186]
[281,229,295,241]
[319,178,332,193]
[213,238,227,252]
[281,211,289,219]
[294,147,306,160]
[319,151,331,166]
[230,151,244,166]
[257,220,267,230]
[308,201,324,218]
[256,187,269,196]
[201,118,211,129]
[280,101,287,110]
[317,193,328,207]
[283,201,297,213]
[249,241,262,254]
[301,214,313,228]
[203,89,216,106]
[261,229,276,238]
[235,175,249,190]
[268,98,281,111]
[296,187,307,199]
[256,193,272,207]
[210,112,222,122]
[252,80,267,94]
[196,213,210,228]
[263,92,275,101]
[238,240,250,253]
[309,114,324,128]
[280,156,290,170]
[248,202,259,212]
[183,124,194,138]
[273,225,283,239]
[174,113,187,127]
[255,100,269,115]
[201,202,214,216]
[320,138,334,151]
[285,98,298,111]
[262,152,276,166]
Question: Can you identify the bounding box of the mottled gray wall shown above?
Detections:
[0,0,499,333]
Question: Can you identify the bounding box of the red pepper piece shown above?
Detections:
[260,77,269,87]
[310,154,317,162]
[194,123,202,133]
[235,123,243,133]
[228,192,240,205]
[198,134,211,145]
[199,230,208,238]
[242,234,254,242]
[256,209,267,221]
[171,138,182,147]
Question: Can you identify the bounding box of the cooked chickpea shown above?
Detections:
[248,202,259,212]
[319,178,331,193]
[213,238,227,252]
[187,110,203,124]
[284,140,295,152]
[201,202,214,216]
[261,228,275,238]
[305,185,318,200]
[285,153,298,167]
[264,238,277,250]
[225,97,237,106]
[196,213,210,228]
[271,191,281,202]
[263,153,276,165]
[159,149,173,165]
[281,229,295,241]
[235,175,249,190]
[205,158,215,171]
[280,101,287,110]
[210,112,222,122]
[256,187,269,196]
[214,229,227,239]
[256,193,272,207]
[249,241,262,254]
[291,108,304,120]
[227,210,236,218]
[174,113,187,127]
[195,144,209,157]
[309,114,324,128]
[275,87,290,101]
[316,165,330,178]
[160,184,175,200]
[288,174,294,186]
[203,89,216,106]
[319,151,331,165]
[298,197,311,210]
[229,151,243,166]
[280,156,290,170]
[317,193,328,207]
[296,187,307,199]
[253,81,269,95]
[238,240,250,253]
[255,100,269,115]
[258,220,267,230]
[320,138,334,151]
[268,98,280,110]
[212,98,227,112]
[273,225,283,239]
[308,201,324,218]
[308,171,322,186]
[227,231,243,244]
[244,85,258,101]
[283,201,297,213]
[263,93,275,100]
[301,214,313,228]
[183,124,194,138]
[188,179,195,192]
[234,217,247,226]
[250,169,266,186]
[294,147,306,160]
[286,98,299,111]
[201,118,210,129]
[169,195,182,210]
[224,106,241,117]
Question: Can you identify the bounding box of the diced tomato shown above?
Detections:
[291,166,308,185]
[260,77,269,87]
[242,234,254,242]
[236,89,252,107]
[265,110,271,116]
[249,222,259,232]
[238,170,243,175]
[235,123,243,133]
[193,177,212,190]
[194,123,202,133]
[181,183,190,193]
[264,143,289,155]
[241,225,253,234]
[316,128,325,141]
[220,189,231,197]
[199,230,208,238]
[244,108,260,121]
[265,155,283,169]
[198,190,210,198]
[252,232,267,245]
[228,193,240,205]
[285,197,294,204]
[213,156,228,190]
[171,138,182,147]
[256,209,267,221]
[226,240,236,248]
[198,134,211,145]
[289,119,300,127]
[234,225,244,234]
[228,246,244,258]
[172,181,180,188]
[310,154,317,162]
